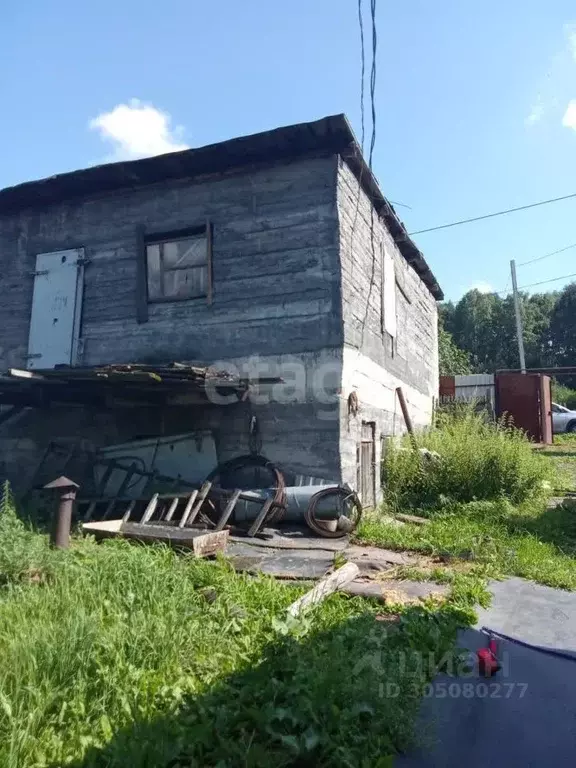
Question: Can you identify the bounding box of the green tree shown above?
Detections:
[438,326,472,375]
[444,289,559,373]
[549,283,576,386]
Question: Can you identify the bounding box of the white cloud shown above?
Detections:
[562,99,576,130]
[468,281,494,294]
[89,99,188,161]
[526,24,576,128]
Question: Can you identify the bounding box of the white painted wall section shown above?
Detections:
[342,347,434,432]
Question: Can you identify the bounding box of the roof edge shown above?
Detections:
[0,113,443,300]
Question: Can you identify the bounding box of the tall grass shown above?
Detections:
[383,409,554,509]
[0,488,470,767]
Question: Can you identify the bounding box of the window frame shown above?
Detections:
[137,222,213,320]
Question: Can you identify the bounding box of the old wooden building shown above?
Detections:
[0,114,442,504]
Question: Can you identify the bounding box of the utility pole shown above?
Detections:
[510,259,526,373]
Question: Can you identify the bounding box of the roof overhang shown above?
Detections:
[0,364,282,409]
[0,114,443,299]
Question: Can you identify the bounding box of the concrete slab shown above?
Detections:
[475,577,576,654]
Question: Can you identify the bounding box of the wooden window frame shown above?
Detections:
[136,221,213,323]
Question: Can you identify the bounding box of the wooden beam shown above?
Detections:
[182,482,211,527]
[164,496,180,522]
[396,387,417,449]
[178,490,199,528]
[8,368,45,380]
[122,499,137,523]
[287,563,360,617]
[247,497,274,538]
[141,493,159,524]
[214,489,241,531]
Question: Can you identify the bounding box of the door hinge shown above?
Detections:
[77,258,91,267]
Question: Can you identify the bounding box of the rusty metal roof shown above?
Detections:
[0,114,443,299]
[0,363,281,408]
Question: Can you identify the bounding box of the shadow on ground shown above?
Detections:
[61,602,470,768]
[506,499,576,554]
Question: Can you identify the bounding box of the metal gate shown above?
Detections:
[357,421,376,507]
[495,373,552,443]
[27,249,84,369]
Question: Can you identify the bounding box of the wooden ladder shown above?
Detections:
[79,484,276,537]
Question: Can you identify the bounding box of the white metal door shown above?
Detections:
[27,249,84,370]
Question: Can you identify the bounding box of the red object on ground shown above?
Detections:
[477,638,500,677]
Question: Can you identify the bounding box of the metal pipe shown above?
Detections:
[43,476,79,549]
[510,259,527,373]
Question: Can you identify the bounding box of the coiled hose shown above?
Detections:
[205,454,286,525]
[304,486,363,539]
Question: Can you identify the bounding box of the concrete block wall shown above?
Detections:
[336,157,439,498]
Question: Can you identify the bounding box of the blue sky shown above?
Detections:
[2,0,576,301]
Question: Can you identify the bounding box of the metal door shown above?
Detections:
[495,373,552,443]
[27,249,84,370]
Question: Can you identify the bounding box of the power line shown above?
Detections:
[368,0,377,170]
[495,271,576,295]
[518,241,576,267]
[357,0,365,152]
[409,191,576,236]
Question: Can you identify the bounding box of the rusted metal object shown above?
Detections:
[495,373,552,444]
[43,476,79,549]
[395,387,418,449]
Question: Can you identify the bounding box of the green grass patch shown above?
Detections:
[0,489,474,768]
[359,496,576,591]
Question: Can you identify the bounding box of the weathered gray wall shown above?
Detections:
[0,156,344,491]
[0,153,439,501]
[335,157,439,499]
[0,155,341,368]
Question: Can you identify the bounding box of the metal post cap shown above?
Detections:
[43,476,80,490]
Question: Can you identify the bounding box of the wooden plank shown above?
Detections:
[395,513,429,526]
[122,499,137,523]
[247,497,274,538]
[164,496,180,522]
[140,493,159,524]
[184,481,211,527]
[82,520,229,557]
[287,563,360,617]
[214,489,241,532]
[192,529,228,557]
[135,224,149,323]
[102,499,117,521]
[178,490,199,528]
[8,368,45,380]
